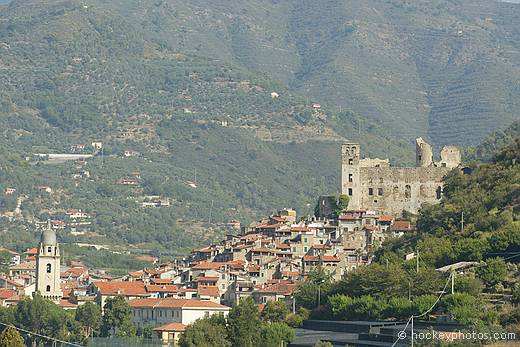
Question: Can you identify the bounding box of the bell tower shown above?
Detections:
[341,143,361,209]
[35,224,62,303]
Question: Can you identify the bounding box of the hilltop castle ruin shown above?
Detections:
[341,138,461,215]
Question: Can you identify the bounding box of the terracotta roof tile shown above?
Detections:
[93,281,148,296]
[153,323,186,332]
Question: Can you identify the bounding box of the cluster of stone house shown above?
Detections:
[0,206,414,345]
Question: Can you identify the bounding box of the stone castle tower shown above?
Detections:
[35,225,62,303]
[341,138,461,215]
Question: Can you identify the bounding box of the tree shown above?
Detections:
[100,296,136,337]
[75,301,101,338]
[327,294,353,320]
[179,314,230,347]
[0,326,25,347]
[0,251,12,274]
[261,301,290,323]
[258,322,295,347]
[441,293,483,326]
[14,293,63,346]
[295,267,332,309]
[227,297,261,347]
[336,194,349,212]
[476,257,508,287]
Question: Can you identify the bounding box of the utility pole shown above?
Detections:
[461,211,464,233]
[411,315,414,347]
[416,249,420,273]
[451,270,455,294]
[292,295,296,314]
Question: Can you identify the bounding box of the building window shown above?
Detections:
[368,188,373,196]
[46,285,51,292]
[348,159,353,165]
[348,188,353,196]
[378,188,384,196]
[46,264,51,273]
[304,247,308,252]
[47,247,52,253]
[348,174,353,182]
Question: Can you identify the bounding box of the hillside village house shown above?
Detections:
[128,298,230,329]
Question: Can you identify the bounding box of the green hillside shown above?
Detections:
[61,0,520,147]
[0,0,519,253]
[0,0,410,253]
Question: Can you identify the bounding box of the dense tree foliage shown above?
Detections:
[0,326,24,347]
[100,296,136,338]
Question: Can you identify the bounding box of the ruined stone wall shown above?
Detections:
[341,140,459,215]
[357,167,450,215]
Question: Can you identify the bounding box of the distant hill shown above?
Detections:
[0,0,519,252]
[49,0,518,147]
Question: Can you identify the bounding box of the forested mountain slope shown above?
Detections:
[0,0,409,253]
[0,0,519,253]
[49,0,519,147]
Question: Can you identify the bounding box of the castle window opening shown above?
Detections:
[368,188,374,196]
[46,263,51,273]
[348,159,353,165]
[436,186,442,199]
[348,188,353,196]
[348,174,353,182]
[48,247,52,253]
[378,188,384,196]
[46,285,51,292]
[405,185,411,199]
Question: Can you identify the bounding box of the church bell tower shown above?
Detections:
[35,224,62,303]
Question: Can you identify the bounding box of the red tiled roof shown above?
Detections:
[196,277,218,282]
[128,298,229,309]
[145,285,179,293]
[150,278,174,285]
[59,299,78,308]
[276,244,291,249]
[392,221,415,232]
[251,248,274,253]
[128,270,144,277]
[10,261,36,270]
[0,289,17,300]
[24,248,38,255]
[197,286,219,297]
[61,267,87,278]
[93,281,148,296]
[378,215,394,222]
[256,282,297,295]
[153,323,186,332]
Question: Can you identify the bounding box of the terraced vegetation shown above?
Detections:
[0,0,519,254]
